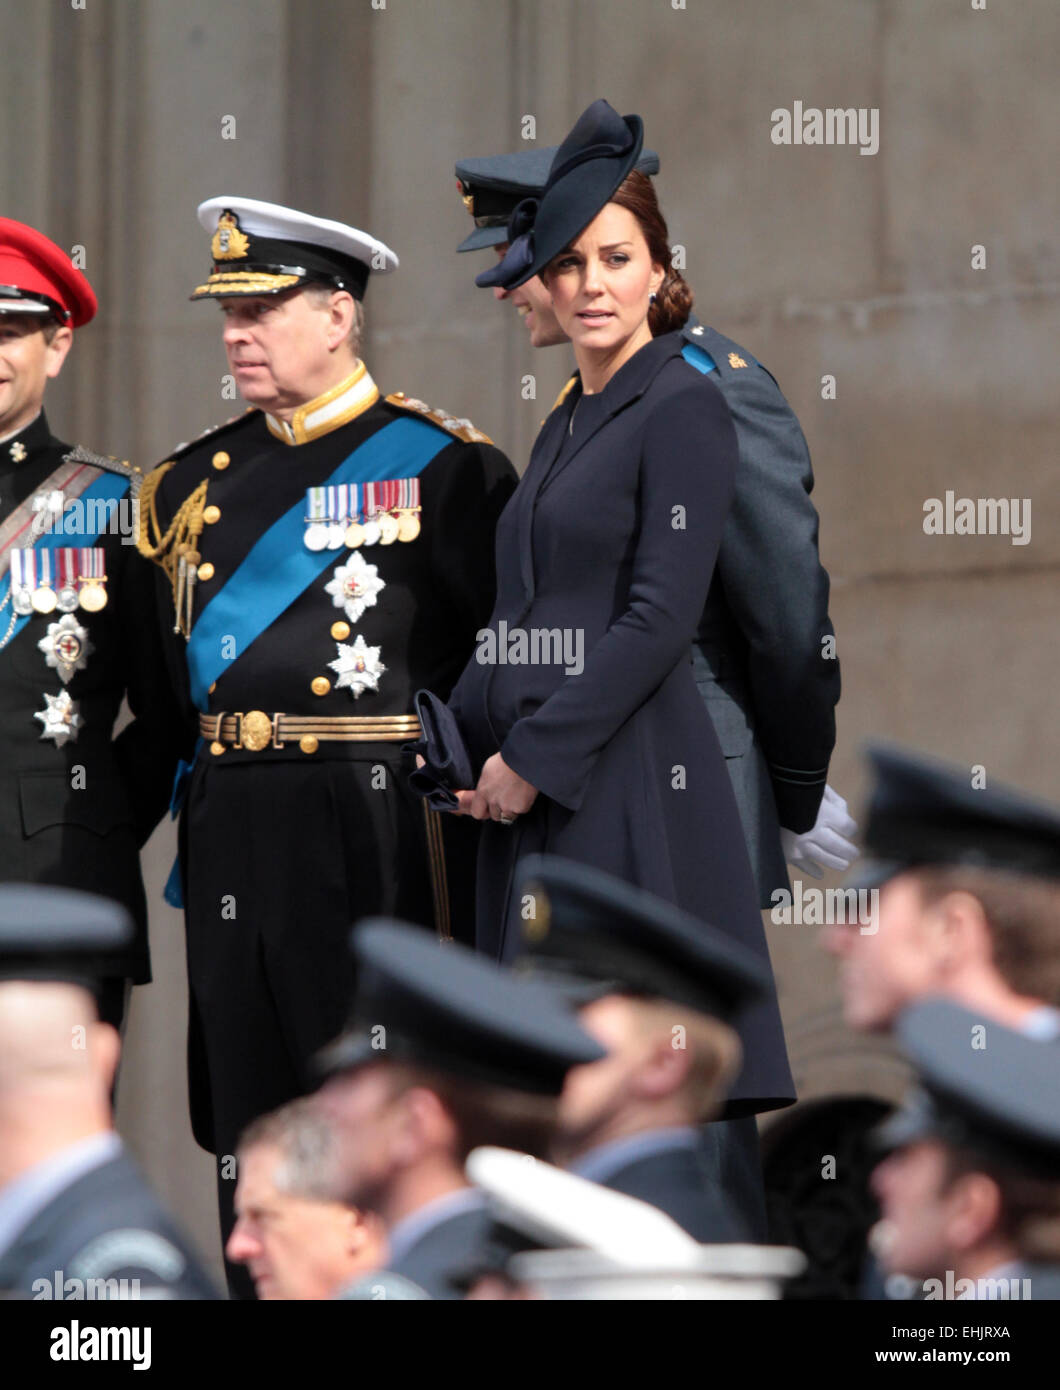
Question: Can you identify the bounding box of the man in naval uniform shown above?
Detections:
[0,885,216,1299]
[315,918,606,1301]
[0,218,187,1029]
[138,197,516,1292]
[517,855,770,1243]
[870,998,1060,1301]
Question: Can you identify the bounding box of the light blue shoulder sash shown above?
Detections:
[185,416,450,709]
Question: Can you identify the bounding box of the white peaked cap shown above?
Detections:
[196,195,398,272]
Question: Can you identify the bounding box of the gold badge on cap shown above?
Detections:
[211,210,251,262]
[728,352,748,369]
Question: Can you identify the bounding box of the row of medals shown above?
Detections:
[304,508,421,552]
[12,576,107,616]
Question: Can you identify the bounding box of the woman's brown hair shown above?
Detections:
[609,169,694,336]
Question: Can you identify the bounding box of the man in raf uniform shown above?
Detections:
[820,741,1060,1298]
[0,885,216,1299]
[453,149,855,900]
[0,219,186,1028]
[870,998,1060,1300]
[315,918,606,1300]
[517,855,769,1242]
[138,197,516,1291]
[823,742,1060,1038]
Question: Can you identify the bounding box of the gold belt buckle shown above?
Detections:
[237,709,274,752]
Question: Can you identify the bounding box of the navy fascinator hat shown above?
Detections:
[475,99,644,291]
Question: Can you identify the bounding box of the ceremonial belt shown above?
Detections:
[200,710,421,751]
[186,416,450,710]
[192,707,454,944]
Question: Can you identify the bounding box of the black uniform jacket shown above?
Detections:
[0,412,189,982]
[450,332,795,1116]
[144,387,516,1154]
[0,1145,217,1299]
[148,395,516,770]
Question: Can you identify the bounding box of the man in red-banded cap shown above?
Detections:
[0,218,190,1028]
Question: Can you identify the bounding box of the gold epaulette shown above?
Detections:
[136,461,209,638]
[549,375,578,414]
[385,392,493,445]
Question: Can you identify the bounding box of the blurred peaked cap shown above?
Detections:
[872,997,1060,1176]
[856,740,1060,888]
[191,195,398,303]
[0,217,97,327]
[475,99,645,289]
[454,143,660,253]
[515,854,769,1021]
[0,884,133,987]
[312,919,606,1095]
[466,1147,699,1264]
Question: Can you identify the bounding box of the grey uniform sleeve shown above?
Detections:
[714,367,840,832]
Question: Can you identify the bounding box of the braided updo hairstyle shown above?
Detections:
[609,170,694,335]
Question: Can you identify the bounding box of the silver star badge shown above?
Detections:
[328,634,385,699]
[38,613,94,684]
[34,689,83,746]
[10,440,27,462]
[691,325,704,336]
[324,552,385,625]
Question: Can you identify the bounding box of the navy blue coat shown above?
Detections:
[450,332,795,1117]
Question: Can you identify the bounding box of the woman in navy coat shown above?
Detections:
[448,101,794,1118]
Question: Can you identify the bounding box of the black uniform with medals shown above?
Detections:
[0,413,189,1006]
[141,377,516,1211]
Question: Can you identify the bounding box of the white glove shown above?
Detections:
[780,784,859,878]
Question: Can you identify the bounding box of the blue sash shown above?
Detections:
[682,342,717,374]
[185,416,450,709]
[0,471,131,646]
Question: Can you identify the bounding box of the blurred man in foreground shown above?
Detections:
[0,885,215,1299]
[227,1097,386,1300]
[315,919,606,1300]
[871,998,1060,1300]
[516,855,770,1240]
